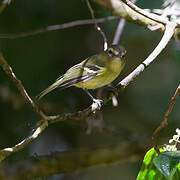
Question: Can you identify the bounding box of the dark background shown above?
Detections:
[0,0,180,179]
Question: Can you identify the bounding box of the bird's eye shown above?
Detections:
[108,49,114,57]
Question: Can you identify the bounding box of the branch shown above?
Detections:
[112,18,126,45]
[0,16,117,39]
[152,85,180,154]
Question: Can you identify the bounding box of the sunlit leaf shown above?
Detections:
[137,148,163,180]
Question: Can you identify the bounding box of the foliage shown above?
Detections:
[137,148,180,180]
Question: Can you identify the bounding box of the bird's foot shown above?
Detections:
[91,98,103,111]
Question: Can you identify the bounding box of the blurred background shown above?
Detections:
[0,0,180,179]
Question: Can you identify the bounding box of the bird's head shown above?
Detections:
[106,45,126,59]
[104,45,126,72]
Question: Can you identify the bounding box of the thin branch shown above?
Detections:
[0,16,117,39]
[0,51,47,120]
[152,85,180,154]
[112,18,126,45]
[85,0,108,50]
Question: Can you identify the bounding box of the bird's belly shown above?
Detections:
[75,73,119,89]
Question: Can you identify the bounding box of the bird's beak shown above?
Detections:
[119,50,126,58]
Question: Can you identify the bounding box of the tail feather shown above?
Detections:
[36,72,94,100]
[36,80,62,100]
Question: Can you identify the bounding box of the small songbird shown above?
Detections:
[36,45,126,105]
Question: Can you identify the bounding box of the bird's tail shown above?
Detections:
[36,79,63,100]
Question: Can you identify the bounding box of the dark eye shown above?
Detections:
[108,49,114,57]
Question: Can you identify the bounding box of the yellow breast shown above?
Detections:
[75,70,121,89]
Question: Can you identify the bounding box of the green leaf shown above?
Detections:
[137,148,180,180]
[137,148,163,180]
[154,151,180,180]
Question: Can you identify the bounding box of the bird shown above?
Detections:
[36,45,126,106]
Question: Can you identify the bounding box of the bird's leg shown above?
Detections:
[105,84,119,107]
[106,84,118,97]
[83,89,103,110]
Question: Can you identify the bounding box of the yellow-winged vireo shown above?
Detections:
[36,45,126,105]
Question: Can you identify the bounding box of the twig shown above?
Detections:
[118,22,176,87]
[0,51,47,120]
[85,0,108,50]
[113,19,126,45]
[0,16,117,39]
[152,85,180,154]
